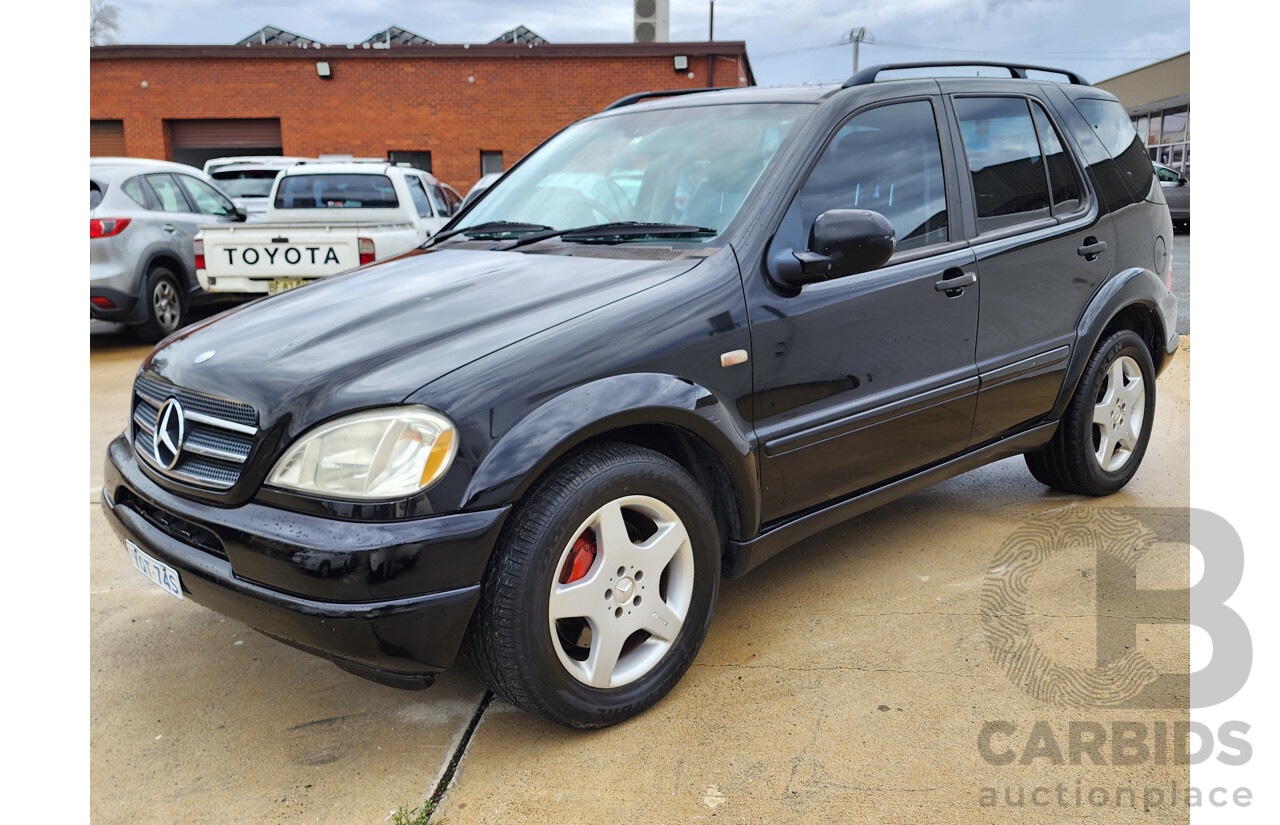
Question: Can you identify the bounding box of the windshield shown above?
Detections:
[461,102,809,240]
[211,169,282,198]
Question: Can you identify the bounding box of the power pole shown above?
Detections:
[846,27,870,73]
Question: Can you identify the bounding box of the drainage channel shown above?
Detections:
[424,690,493,822]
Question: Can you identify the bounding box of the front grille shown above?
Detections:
[131,375,259,490]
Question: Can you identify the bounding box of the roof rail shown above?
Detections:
[842,61,1089,89]
[602,87,736,111]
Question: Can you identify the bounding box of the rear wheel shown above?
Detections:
[133,266,186,342]
[465,443,719,728]
[1025,329,1156,495]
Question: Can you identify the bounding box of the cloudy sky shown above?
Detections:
[99,0,1189,85]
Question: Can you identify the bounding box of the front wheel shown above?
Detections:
[465,443,720,728]
[1026,329,1157,495]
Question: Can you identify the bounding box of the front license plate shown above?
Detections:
[268,278,308,295]
[125,540,183,601]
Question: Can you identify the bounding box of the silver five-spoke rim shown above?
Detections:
[548,495,695,689]
[153,280,179,331]
[1092,355,1145,472]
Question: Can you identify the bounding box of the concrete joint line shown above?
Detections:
[422,691,492,821]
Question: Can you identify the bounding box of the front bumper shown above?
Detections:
[102,433,509,688]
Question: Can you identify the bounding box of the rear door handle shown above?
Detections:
[1077,237,1107,260]
[162,224,177,233]
[935,269,977,294]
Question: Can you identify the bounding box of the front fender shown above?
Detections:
[1051,266,1179,419]
[461,373,761,538]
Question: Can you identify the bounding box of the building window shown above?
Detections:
[389,151,432,173]
[480,151,504,176]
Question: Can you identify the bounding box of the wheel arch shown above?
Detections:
[1051,267,1174,420]
[461,374,761,551]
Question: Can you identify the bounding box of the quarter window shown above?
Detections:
[1073,98,1154,195]
[954,97,1051,233]
[795,100,949,253]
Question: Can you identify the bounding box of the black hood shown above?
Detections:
[144,247,701,433]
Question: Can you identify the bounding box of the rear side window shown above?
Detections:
[145,174,192,213]
[90,180,105,209]
[177,175,236,216]
[796,100,949,253]
[1072,98,1154,195]
[954,97,1051,233]
[1029,102,1083,215]
[274,174,399,209]
[405,176,434,219]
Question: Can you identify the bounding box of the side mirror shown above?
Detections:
[779,209,895,287]
[232,205,248,222]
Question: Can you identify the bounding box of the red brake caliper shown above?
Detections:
[559,529,597,584]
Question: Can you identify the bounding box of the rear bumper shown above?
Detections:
[102,434,509,687]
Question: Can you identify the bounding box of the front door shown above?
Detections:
[747,98,980,523]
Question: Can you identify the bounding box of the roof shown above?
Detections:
[280,162,439,182]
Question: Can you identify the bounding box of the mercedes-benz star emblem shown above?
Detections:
[153,398,186,470]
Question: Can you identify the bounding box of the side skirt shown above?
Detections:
[724,422,1058,578]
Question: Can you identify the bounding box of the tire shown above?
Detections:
[465,443,720,729]
[1025,329,1156,496]
[133,266,186,342]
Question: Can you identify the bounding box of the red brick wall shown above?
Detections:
[89,45,751,192]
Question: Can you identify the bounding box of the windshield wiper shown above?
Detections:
[423,221,554,247]
[500,222,718,250]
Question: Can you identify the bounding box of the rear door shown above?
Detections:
[943,90,1117,443]
[748,96,980,521]
[141,173,209,289]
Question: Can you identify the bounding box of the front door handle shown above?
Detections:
[935,269,977,295]
[1077,237,1107,261]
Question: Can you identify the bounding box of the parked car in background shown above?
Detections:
[1153,162,1189,230]
[91,158,246,340]
[204,156,310,222]
[459,172,501,212]
[196,162,463,297]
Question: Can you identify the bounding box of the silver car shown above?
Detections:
[90,158,245,340]
[1153,161,1189,230]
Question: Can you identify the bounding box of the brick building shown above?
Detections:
[89,39,754,192]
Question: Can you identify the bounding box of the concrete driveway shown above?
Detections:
[91,315,1191,823]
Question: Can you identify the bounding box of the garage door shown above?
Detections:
[91,120,126,156]
[167,118,283,168]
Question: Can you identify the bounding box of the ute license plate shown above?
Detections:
[268,278,308,295]
[125,540,183,600]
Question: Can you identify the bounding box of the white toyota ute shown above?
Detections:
[196,162,462,296]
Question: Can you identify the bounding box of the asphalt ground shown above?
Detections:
[90,242,1193,823]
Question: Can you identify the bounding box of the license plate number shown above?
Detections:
[268,278,308,295]
[125,540,183,600]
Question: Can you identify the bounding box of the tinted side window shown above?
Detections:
[797,100,948,253]
[1153,165,1180,183]
[406,176,434,218]
[177,175,236,216]
[1073,98,1154,196]
[122,177,150,208]
[145,174,191,213]
[1029,102,1082,215]
[954,97,1051,233]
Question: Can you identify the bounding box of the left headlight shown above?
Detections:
[266,406,458,500]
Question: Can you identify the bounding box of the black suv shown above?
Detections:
[103,62,1178,729]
